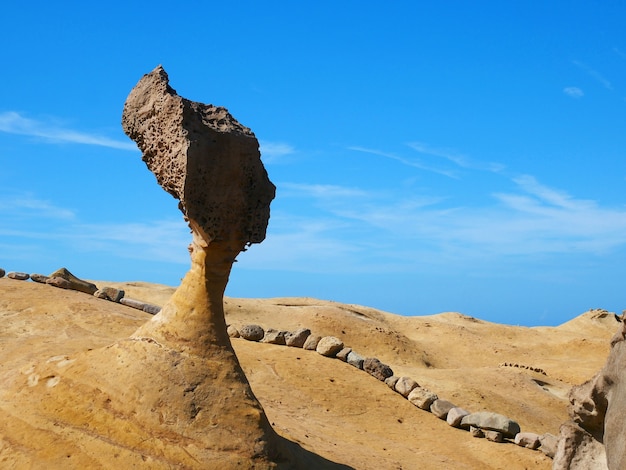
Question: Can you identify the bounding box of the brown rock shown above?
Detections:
[7,272,29,280]
[30,273,49,284]
[363,357,394,381]
[407,386,438,410]
[46,277,73,289]
[515,432,541,450]
[316,336,344,357]
[430,399,456,420]
[336,347,352,362]
[239,324,265,342]
[262,329,287,345]
[48,268,97,295]
[447,407,471,428]
[470,426,485,438]
[94,286,125,302]
[285,328,311,347]
[303,334,322,351]
[484,430,504,443]
[394,377,419,397]
[227,325,240,338]
[0,268,4,278]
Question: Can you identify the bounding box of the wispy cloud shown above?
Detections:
[572,60,613,90]
[407,142,505,172]
[614,47,626,60]
[348,146,459,178]
[0,111,137,150]
[281,182,369,199]
[259,140,295,163]
[0,193,75,220]
[563,86,584,98]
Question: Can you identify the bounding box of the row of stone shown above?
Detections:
[229,323,559,459]
[499,363,547,376]
[0,267,161,315]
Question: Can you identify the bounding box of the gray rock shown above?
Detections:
[94,286,125,302]
[227,325,240,338]
[430,399,456,420]
[539,433,559,459]
[514,432,541,450]
[316,336,344,357]
[407,386,438,410]
[470,426,484,438]
[120,297,147,310]
[384,376,400,389]
[394,377,419,397]
[0,268,4,278]
[263,329,287,345]
[303,334,322,351]
[285,328,311,348]
[30,273,49,283]
[446,407,471,428]
[7,272,29,280]
[142,304,161,315]
[363,357,394,381]
[239,324,265,342]
[346,351,364,369]
[460,412,521,438]
[484,430,504,443]
[336,347,352,362]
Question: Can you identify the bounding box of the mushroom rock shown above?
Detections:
[3,66,307,469]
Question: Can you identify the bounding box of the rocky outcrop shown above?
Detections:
[553,312,626,469]
[46,268,97,294]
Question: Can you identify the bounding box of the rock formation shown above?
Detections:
[553,312,626,469]
[1,66,350,469]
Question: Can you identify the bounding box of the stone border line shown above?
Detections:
[0,266,558,460]
[0,267,161,315]
[228,324,558,459]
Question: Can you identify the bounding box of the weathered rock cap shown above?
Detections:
[121,65,276,247]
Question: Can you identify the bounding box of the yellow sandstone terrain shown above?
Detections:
[0,278,617,469]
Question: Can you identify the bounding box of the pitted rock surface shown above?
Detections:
[122,65,275,246]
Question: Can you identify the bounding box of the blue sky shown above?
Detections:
[1,2,626,326]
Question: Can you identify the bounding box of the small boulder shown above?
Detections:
[7,272,29,280]
[484,430,504,443]
[394,377,419,397]
[263,329,287,345]
[120,297,147,310]
[515,432,541,450]
[470,426,484,438]
[316,336,344,357]
[94,286,125,302]
[407,386,438,410]
[336,347,352,362]
[363,357,394,381]
[227,325,240,338]
[0,268,5,278]
[430,399,456,420]
[460,412,521,438]
[285,328,311,347]
[142,304,161,315]
[47,268,97,294]
[539,433,558,459]
[346,351,364,369]
[30,273,49,283]
[384,376,400,389]
[446,407,471,428]
[303,335,322,350]
[239,324,265,342]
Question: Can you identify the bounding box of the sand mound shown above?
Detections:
[0,278,617,469]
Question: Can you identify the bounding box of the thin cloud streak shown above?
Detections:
[348,146,459,179]
[259,140,295,163]
[0,111,137,150]
[407,142,505,172]
[572,60,613,90]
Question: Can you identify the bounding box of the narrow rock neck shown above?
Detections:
[131,236,244,357]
